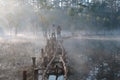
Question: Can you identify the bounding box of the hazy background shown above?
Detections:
[0,0,120,80]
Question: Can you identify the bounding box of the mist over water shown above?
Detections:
[0,0,120,80]
[63,38,120,80]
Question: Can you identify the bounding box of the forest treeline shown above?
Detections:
[26,0,120,30]
[1,0,120,35]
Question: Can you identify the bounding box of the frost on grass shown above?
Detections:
[0,40,44,80]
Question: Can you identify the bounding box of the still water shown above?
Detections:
[48,75,64,80]
[38,75,64,80]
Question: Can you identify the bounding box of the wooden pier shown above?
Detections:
[22,31,70,80]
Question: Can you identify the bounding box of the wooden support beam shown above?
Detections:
[32,57,36,68]
[32,57,36,80]
[41,48,44,57]
[34,69,38,80]
[23,70,27,80]
[60,56,67,80]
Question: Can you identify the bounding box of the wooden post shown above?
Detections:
[41,48,44,58]
[23,70,27,80]
[32,57,36,68]
[32,57,36,80]
[34,69,38,80]
[55,65,58,80]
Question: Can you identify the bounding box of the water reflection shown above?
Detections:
[48,75,64,80]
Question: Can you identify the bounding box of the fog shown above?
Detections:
[0,0,120,80]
